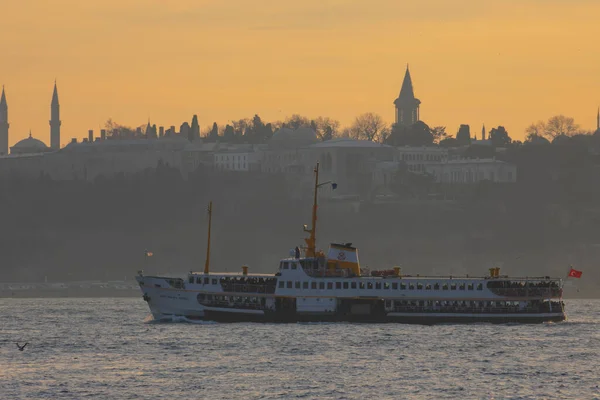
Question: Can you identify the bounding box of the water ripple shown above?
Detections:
[0,298,598,399]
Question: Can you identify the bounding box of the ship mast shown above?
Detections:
[204,201,213,274]
[304,163,319,258]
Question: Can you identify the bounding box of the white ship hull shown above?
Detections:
[136,273,566,324]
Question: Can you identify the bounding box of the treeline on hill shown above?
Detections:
[0,151,599,296]
[107,112,599,149]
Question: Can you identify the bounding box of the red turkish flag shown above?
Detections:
[568,268,582,278]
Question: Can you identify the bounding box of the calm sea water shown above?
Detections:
[0,298,598,400]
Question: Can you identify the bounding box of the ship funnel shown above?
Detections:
[327,243,360,276]
[489,267,501,278]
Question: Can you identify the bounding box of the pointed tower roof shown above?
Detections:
[398,65,415,100]
[51,81,59,105]
[0,85,6,108]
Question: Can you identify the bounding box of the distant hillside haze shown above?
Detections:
[0,163,598,297]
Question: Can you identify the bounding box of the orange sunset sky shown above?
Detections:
[1,0,599,147]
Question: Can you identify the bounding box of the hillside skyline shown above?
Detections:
[1,0,599,146]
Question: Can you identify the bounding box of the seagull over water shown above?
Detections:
[16,342,28,351]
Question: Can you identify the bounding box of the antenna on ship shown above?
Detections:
[303,163,320,257]
[204,201,213,274]
[303,163,337,258]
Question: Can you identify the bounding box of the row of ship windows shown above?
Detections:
[278,281,484,291]
[195,277,219,285]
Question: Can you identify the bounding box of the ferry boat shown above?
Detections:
[136,163,566,324]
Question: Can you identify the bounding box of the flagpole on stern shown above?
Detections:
[560,265,570,320]
[562,265,583,320]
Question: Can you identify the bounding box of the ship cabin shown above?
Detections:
[275,243,563,301]
[282,242,363,278]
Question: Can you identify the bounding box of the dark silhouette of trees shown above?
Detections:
[525,132,550,145]
[190,115,200,141]
[243,114,273,144]
[230,119,250,143]
[207,122,219,142]
[223,124,235,142]
[545,115,580,139]
[439,137,457,148]
[104,119,140,139]
[455,124,471,146]
[387,121,433,146]
[489,126,512,146]
[284,114,311,130]
[348,112,389,142]
[313,116,340,141]
[525,121,545,139]
[527,115,581,141]
[431,126,447,144]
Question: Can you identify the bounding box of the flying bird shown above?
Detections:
[16,342,28,351]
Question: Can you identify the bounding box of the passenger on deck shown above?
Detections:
[295,246,300,259]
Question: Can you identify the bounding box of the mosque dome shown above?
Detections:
[10,133,50,155]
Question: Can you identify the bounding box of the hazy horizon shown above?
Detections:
[1,0,599,147]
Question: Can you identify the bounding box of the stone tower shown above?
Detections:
[50,81,61,150]
[394,65,421,126]
[0,86,8,155]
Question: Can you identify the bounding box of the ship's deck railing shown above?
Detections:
[390,301,563,314]
[488,287,562,298]
[294,270,563,282]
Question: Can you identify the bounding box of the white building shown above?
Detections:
[395,146,448,173]
[214,147,262,172]
[425,158,517,184]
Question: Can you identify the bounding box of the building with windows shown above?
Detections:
[425,158,517,184]
[395,146,448,173]
[214,148,262,172]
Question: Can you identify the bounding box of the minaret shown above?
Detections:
[50,81,61,150]
[0,86,8,155]
[393,64,421,126]
[482,124,486,141]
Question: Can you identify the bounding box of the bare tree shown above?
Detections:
[103,118,138,139]
[525,121,548,143]
[270,120,285,131]
[313,116,340,141]
[431,126,447,144]
[339,127,351,138]
[348,112,388,142]
[542,115,580,139]
[231,118,251,137]
[284,114,311,130]
[525,121,546,138]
